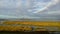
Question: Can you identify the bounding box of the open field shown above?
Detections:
[0,21,60,31]
[3,21,60,26]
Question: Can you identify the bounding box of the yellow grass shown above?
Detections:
[3,21,60,26]
[0,21,60,31]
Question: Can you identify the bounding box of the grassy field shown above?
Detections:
[0,21,60,31]
[3,21,60,26]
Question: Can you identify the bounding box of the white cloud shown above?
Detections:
[0,0,21,8]
[0,0,60,19]
[46,10,60,15]
[34,0,59,13]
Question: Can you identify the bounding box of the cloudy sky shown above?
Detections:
[0,0,60,20]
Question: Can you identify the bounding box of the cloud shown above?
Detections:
[38,3,60,17]
[0,0,60,20]
[31,0,60,20]
[0,0,22,8]
[34,0,59,13]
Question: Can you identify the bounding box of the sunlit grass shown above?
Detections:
[0,20,60,31]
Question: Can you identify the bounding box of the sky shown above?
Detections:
[0,0,60,20]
